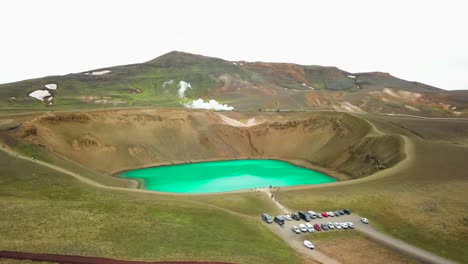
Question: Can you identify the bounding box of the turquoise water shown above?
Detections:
[118,159,336,194]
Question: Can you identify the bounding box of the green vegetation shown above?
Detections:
[0,150,300,264]
[275,137,468,263]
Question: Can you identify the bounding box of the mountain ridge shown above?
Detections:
[0,51,466,117]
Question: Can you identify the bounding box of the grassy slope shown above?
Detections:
[3,51,463,117]
[305,231,417,264]
[274,118,468,263]
[0,150,301,264]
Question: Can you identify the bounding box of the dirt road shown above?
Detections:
[259,189,457,264]
[0,145,456,264]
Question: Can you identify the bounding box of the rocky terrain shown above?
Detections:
[7,109,403,180]
[1,51,467,117]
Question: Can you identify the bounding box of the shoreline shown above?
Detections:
[114,158,344,194]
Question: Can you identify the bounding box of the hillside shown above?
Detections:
[1,51,467,117]
[3,109,403,181]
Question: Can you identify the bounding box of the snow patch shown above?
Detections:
[185,99,234,111]
[347,75,356,79]
[383,88,422,101]
[162,80,174,88]
[86,70,111,75]
[29,90,51,101]
[232,62,238,65]
[45,83,57,90]
[302,83,307,86]
[178,81,192,98]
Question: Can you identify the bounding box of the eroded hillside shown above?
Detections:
[1,51,466,117]
[8,109,404,180]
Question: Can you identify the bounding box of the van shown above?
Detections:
[298,211,311,222]
[274,215,285,225]
[262,213,273,224]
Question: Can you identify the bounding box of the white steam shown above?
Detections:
[185,99,234,111]
[178,80,192,98]
[162,80,174,88]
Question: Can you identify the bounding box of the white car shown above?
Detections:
[299,224,308,232]
[305,223,315,233]
[341,223,348,229]
[334,222,342,229]
[291,225,301,234]
[361,218,369,224]
[283,214,292,221]
[304,240,315,249]
[347,222,355,229]
[328,211,335,217]
[327,222,335,229]
[307,210,317,217]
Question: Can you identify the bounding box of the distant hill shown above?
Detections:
[1,51,467,117]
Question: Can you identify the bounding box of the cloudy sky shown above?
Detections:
[1,0,467,90]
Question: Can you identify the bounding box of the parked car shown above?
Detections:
[313,224,321,231]
[291,225,301,234]
[334,211,341,216]
[305,223,315,233]
[274,215,285,226]
[304,240,315,249]
[361,218,369,224]
[299,224,308,232]
[328,211,335,217]
[344,209,351,215]
[316,213,323,219]
[310,213,317,219]
[334,222,342,229]
[307,211,317,217]
[262,213,273,224]
[321,223,329,230]
[341,222,348,229]
[321,212,328,217]
[346,222,355,229]
[327,222,335,229]
[283,214,292,221]
[299,211,312,222]
[292,213,301,221]
[338,210,345,215]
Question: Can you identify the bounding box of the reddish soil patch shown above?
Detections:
[0,251,234,264]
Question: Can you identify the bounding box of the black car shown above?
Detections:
[274,215,285,226]
[292,213,301,221]
[344,209,351,215]
[321,223,329,230]
[299,211,312,222]
[338,210,345,215]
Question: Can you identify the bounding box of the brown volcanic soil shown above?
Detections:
[0,251,233,264]
[6,109,404,182]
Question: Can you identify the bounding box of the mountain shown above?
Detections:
[1,51,467,117]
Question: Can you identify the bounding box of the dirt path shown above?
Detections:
[255,188,340,264]
[260,188,456,264]
[0,130,452,264]
[0,250,232,264]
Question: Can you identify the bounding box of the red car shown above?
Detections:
[321,212,328,217]
[313,224,321,231]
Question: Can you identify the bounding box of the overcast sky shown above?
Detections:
[1,0,467,90]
